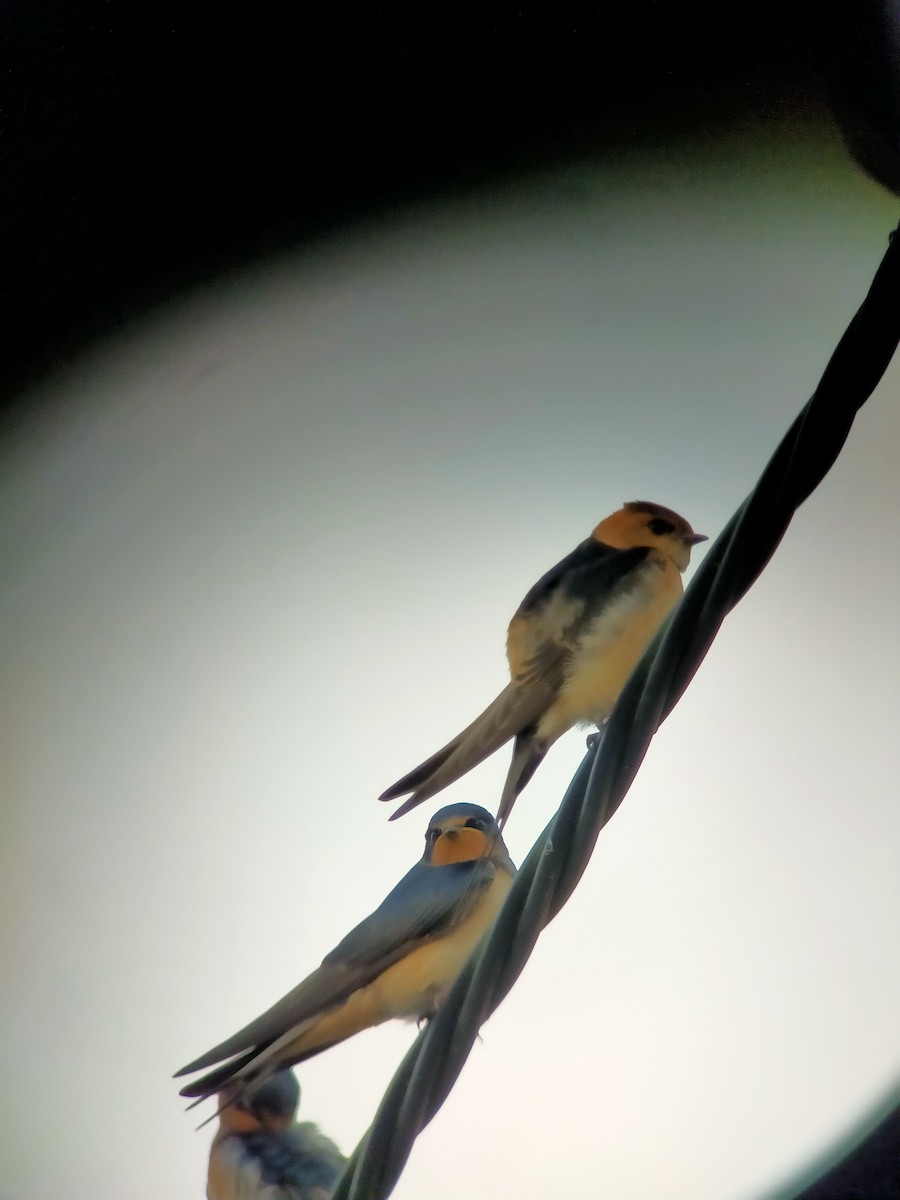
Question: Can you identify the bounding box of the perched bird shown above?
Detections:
[207,1070,345,1200]
[176,803,516,1103]
[380,501,707,825]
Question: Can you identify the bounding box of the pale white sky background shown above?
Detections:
[3,115,899,1200]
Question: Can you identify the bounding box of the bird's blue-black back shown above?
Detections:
[516,538,651,616]
[323,857,496,968]
[237,1124,344,1196]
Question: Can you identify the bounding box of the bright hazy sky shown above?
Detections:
[3,115,899,1200]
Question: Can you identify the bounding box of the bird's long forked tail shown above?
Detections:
[381,682,549,820]
[177,963,398,1107]
[178,1049,269,1106]
[495,731,547,829]
[179,1031,345,1113]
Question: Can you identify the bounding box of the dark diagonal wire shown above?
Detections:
[331,218,900,1200]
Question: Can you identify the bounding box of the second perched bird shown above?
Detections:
[176,803,515,1104]
[380,501,706,825]
[207,1070,345,1200]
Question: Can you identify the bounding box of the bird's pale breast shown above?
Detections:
[537,554,682,740]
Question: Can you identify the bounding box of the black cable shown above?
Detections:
[331,217,900,1200]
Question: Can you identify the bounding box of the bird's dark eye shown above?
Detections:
[648,517,675,536]
[428,827,443,842]
[465,817,486,830]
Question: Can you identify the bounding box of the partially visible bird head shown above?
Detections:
[219,1069,301,1132]
[593,500,707,571]
[423,803,513,871]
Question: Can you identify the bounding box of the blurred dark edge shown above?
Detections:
[3,0,899,414]
[770,1086,900,1200]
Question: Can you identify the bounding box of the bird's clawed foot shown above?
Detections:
[585,728,605,752]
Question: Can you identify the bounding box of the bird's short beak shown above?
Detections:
[685,532,708,545]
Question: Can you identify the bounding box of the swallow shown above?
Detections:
[207,1070,345,1200]
[380,501,707,825]
[176,803,516,1104]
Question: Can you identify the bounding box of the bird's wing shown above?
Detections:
[211,1132,322,1200]
[514,537,606,615]
[507,540,652,680]
[176,858,495,1087]
[514,539,650,617]
[288,1121,346,1172]
[237,1128,343,1198]
[323,856,497,965]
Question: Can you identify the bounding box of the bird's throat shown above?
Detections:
[432,828,490,865]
